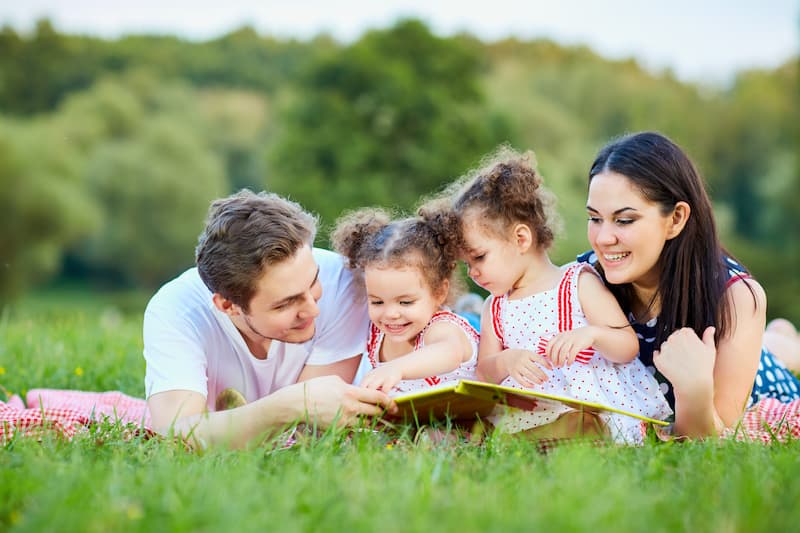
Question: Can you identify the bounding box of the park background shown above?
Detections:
[2,4,800,532]
[1,1,798,322]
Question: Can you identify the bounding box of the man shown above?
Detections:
[143,190,394,449]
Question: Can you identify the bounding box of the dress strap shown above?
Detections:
[366,323,382,368]
[415,310,480,350]
[490,295,506,349]
[553,263,596,364]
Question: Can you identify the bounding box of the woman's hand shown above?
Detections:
[653,326,717,395]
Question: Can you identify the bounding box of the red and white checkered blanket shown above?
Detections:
[1,389,151,443]
[721,398,800,443]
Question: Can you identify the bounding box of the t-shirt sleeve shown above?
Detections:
[142,295,209,400]
[305,249,369,366]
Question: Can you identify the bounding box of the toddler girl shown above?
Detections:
[331,207,478,395]
[446,147,672,443]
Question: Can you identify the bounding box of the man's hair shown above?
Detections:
[195,190,317,312]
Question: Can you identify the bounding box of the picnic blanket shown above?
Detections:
[721,398,800,443]
[0,389,152,443]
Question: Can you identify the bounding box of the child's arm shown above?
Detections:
[476,298,552,385]
[548,270,638,367]
[360,321,473,393]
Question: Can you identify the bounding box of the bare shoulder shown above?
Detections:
[424,319,469,344]
[576,268,608,291]
[726,277,767,316]
[576,269,615,306]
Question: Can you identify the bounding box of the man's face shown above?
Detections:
[237,244,322,345]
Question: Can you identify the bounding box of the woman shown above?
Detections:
[579,131,800,438]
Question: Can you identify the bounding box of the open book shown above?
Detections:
[388,379,669,426]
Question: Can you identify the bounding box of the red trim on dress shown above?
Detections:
[725,273,752,289]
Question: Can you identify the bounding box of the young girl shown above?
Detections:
[331,208,479,396]
[445,147,672,444]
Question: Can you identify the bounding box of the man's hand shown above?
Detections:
[291,375,397,427]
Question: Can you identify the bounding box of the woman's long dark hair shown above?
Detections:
[589,131,741,346]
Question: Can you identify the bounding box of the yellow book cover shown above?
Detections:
[389,379,669,426]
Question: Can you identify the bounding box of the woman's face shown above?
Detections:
[586,171,678,290]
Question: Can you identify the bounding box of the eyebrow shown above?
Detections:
[272,266,320,308]
[367,293,417,300]
[586,206,638,215]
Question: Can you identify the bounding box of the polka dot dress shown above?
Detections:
[489,263,673,444]
[623,255,800,409]
[365,310,479,396]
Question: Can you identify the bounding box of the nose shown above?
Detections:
[467,263,479,280]
[593,221,618,246]
[298,291,321,320]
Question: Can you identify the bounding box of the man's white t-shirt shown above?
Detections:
[143,248,368,411]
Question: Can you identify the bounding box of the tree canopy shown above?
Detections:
[0,18,796,320]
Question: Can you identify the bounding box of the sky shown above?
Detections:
[2,0,798,84]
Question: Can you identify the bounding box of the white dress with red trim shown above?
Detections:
[488,263,673,444]
[365,309,479,396]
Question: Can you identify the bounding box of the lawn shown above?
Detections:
[2,291,799,532]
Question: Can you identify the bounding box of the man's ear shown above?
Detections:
[212,293,240,316]
[666,201,691,240]
[512,223,534,253]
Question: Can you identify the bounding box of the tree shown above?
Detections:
[0,118,99,301]
[59,73,229,287]
[268,19,513,228]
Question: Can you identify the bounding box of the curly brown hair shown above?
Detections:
[331,206,464,305]
[445,145,560,248]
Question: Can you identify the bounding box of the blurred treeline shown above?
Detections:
[1,19,797,320]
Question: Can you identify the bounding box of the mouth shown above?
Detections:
[383,322,411,334]
[293,319,314,331]
[602,252,630,263]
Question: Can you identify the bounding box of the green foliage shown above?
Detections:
[0,19,324,116]
[0,20,104,114]
[0,117,100,301]
[268,19,514,228]
[54,73,227,287]
[81,121,226,287]
[0,19,796,319]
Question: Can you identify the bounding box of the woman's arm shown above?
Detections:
[655,279,766,437]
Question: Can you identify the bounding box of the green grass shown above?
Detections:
[2,292,800,532]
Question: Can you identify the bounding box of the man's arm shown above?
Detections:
[297,354,361,383]
[147,375,395,450]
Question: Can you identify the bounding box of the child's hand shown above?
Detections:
[545,327,595,367]
[360,364,404,393]
[503,349,552,387]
